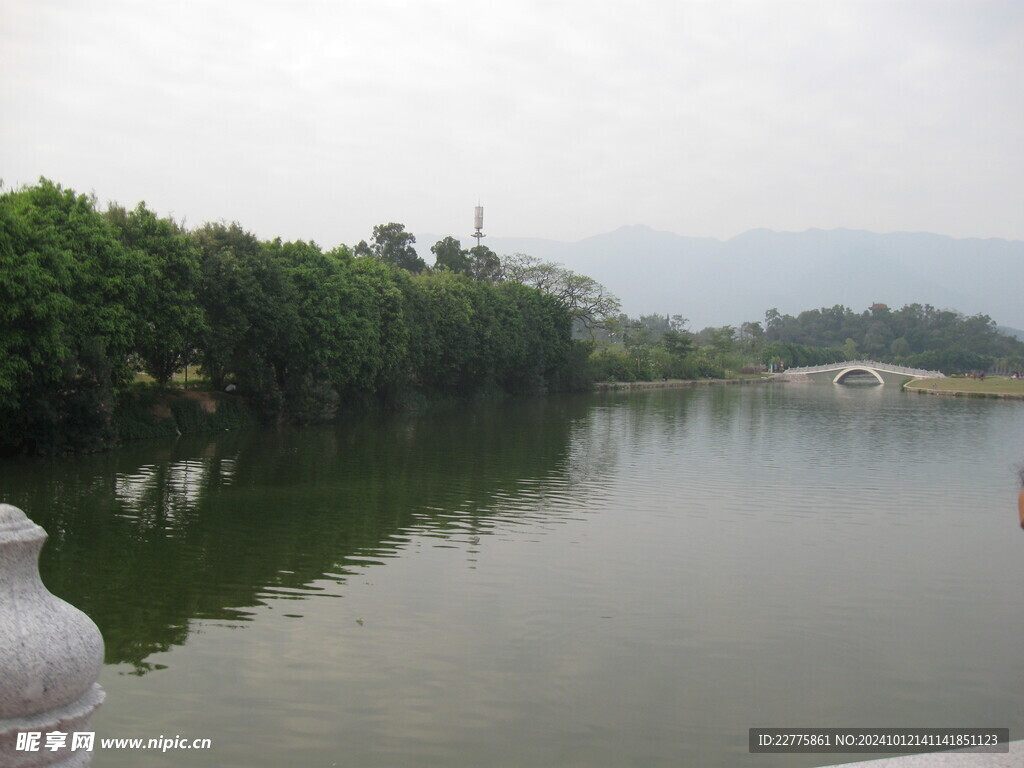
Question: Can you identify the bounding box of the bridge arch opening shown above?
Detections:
[833,367,885,385]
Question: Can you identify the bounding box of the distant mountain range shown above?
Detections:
[420,226,1024,332]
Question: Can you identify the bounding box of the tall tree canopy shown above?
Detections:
[431,236,471,274]
[499,253,620,331]
[106,202,206,385]
[431,237,502,282]
[0,179,146,452]
[355,222,426,273]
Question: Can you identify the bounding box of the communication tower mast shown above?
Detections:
[473,205,485,248]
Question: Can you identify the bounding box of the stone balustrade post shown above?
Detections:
[0,504,105,767]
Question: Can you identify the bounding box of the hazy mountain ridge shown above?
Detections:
[421,226,1024,330]
[999,326,1024,342]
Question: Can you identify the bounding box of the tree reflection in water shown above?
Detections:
[4,395,600,674]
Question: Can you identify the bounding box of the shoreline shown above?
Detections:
[904,379,1024,401]
[594,377,773,391]
[594,376,1024,401]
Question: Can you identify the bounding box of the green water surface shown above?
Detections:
[2,384,1023,767]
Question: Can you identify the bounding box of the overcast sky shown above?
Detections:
[3,0,1022,249]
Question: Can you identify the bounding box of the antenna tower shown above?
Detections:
[473,205,485,248]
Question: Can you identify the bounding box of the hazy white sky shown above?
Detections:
[3,0,1022,248]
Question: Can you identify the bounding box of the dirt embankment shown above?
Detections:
[115,388,254,442]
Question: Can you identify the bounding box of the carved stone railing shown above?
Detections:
[0,504,105,767]
[780,360,945,378]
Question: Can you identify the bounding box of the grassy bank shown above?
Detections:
[904,377,1024,400]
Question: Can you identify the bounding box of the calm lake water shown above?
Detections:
[3,383,1023,767]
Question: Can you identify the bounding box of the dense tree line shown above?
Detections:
[11,180,1015,453]
[584,314,724,381]
[583,301,1024,382]
[0,180,587,455]
[762,304,1024,372]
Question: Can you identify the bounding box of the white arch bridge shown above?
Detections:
[775,360,945,385]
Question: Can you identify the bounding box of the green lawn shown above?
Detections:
[907,377,1024,395]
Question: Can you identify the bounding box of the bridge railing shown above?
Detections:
[779,360,944,378]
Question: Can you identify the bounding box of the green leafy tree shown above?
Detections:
[500,252,620,331]
[106,203,206,384]
[261,240,406,419]
[661,329,695,358]
[355,222,426,273]
[429,238,501,282]
[739,321,764,355]
[338,253,410,396]
[431,236,471,274]
[889,337,912,360]
[701,326,737,355]
[841,337,859,360]
[589,346,637,382]
[861,321,894,357]
[468,244,502,282]
[192,222,284,394]
[0,179,145,453]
